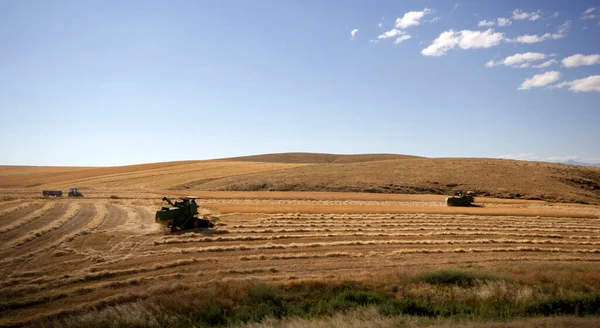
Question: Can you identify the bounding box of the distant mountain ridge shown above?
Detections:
[555,160,600,167]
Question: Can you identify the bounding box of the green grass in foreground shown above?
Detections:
[45,270,600,328]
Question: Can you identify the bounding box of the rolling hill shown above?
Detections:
[1,153,599,204]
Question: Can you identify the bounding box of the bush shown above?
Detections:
[416,270,497,287]
[525,293,600,316]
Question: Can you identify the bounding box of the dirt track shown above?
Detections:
[0,192,599,327]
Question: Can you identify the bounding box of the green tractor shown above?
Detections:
[445,192,476,207]
[155,197,214,232]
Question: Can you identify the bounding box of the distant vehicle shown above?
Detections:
[42,190,63,197]
[68,188,83,197]
[446,191,476,207]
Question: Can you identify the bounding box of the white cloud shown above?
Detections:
[478,17,512,28]
[497,17,512,26]
[512,9,541,21]
[582,7,599,20]
[394,34,412,44]
[508,20,570,44]
[553,12,560,18]
[504,52,547,66]
[484,60,496,68]
[478,20,495,27]
[546,154,600,164]
[497,153,540,161]
[422,29,504,56]
[552,75,600,92]
[376,29,411,45]
[378,22,383,28]
[395,8,431,28]
[377,29,405,39]
[499,153,600,164]
[532,59,558,68]
[562,54,600,67]
[557,20,571,34]
[486,52,547,68]
[428,16,440,23]
[350,29,359,39]
[518,71,561,90]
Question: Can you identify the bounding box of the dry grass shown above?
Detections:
[239,308,600,328]
[0,191,599,327]
[202,203,598,218]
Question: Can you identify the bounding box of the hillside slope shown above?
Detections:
[0,161,305,189]
[195,157,600,204]
[221,152,422,163]
[1,154,599,204]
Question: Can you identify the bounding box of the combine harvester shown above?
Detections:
[446,192,476,207]
[155,196,215,232]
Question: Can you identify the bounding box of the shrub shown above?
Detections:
[525,293,600,316]
[416,270,498,287]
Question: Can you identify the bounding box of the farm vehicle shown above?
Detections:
[42,190,63,197]
[68,188,83,197]
[42,188,83,197]
[446,192,476,206]
[155,196,215,232]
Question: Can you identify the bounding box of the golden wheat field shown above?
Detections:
[1,189,600,327]
[1,156,600,327]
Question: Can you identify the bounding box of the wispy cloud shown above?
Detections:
[395,8,432,28]
[478,17,512,27]
[485,52,547,68]
[498,153,600,164]
[581,7,599,20]
[532,59,558,68]
[350,28,359,40]
[512,9,541,21]
[421,29,504,56]
[562,54,600,67]
[377,29,404,39]
[394,34,412,44]
[478,20,495,27]
[552,75,600,93]
[518,71,561,90]
[507,20,570,44]
[375,29,412,45]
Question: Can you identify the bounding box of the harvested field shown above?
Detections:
[0,191,600,327]
[2,153,600,204]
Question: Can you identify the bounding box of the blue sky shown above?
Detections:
[1,0,599,166]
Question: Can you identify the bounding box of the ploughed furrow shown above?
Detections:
[98,203,128,230]
[2,210,600,328]
[0,203,82,256]
[0,203,62,244]
[0,202,39,224]
[153,230,600,246]
[259,213,600,223]
[254,219,600,231]
[8,203,96,262]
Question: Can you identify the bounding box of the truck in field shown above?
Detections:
[42,190,63,197]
